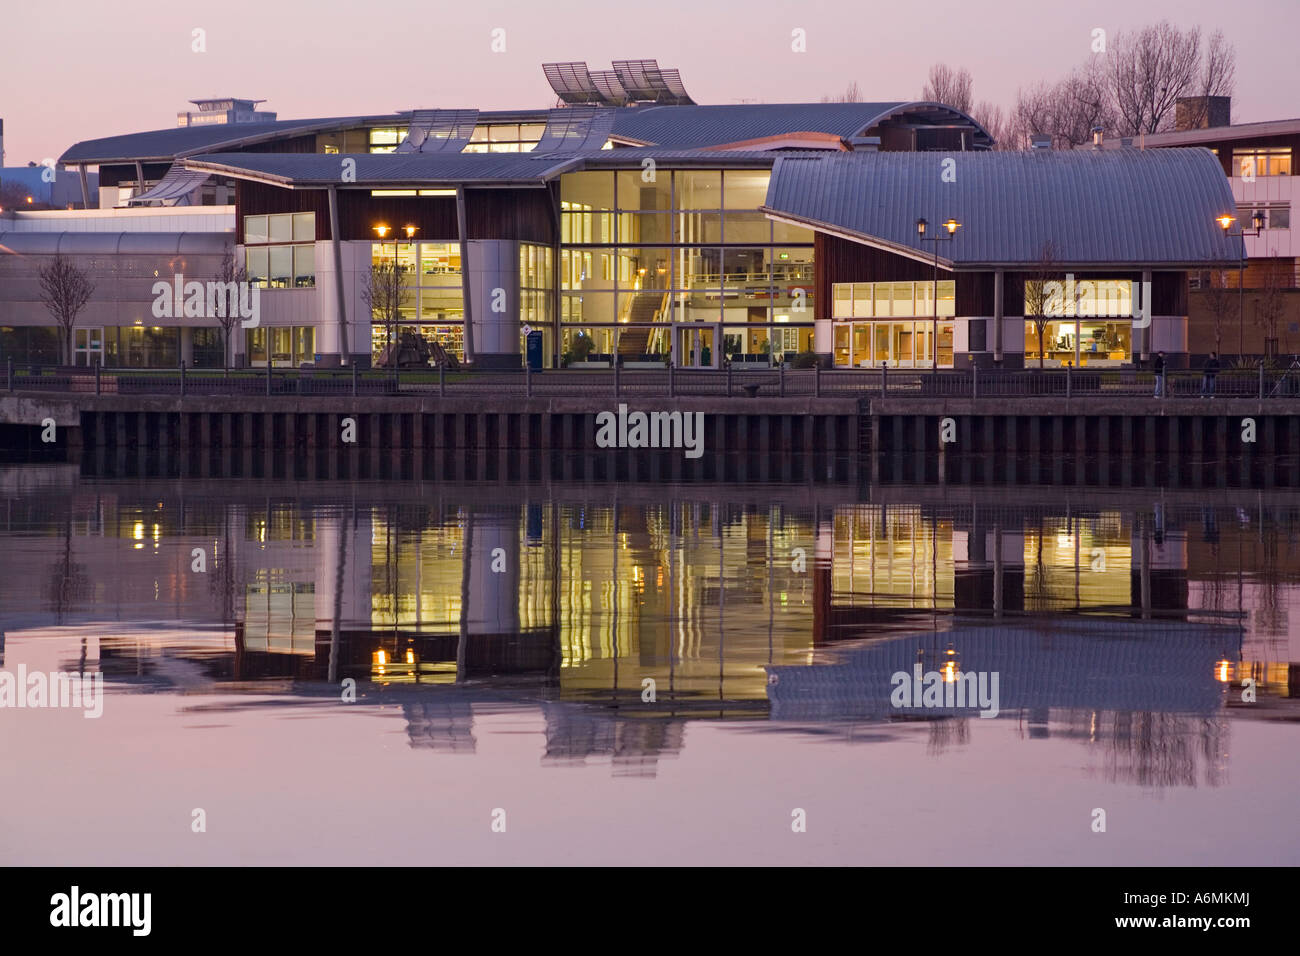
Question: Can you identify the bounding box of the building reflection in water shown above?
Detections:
[1,467,1297,785]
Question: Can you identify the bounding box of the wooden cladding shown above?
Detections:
[233,183,554,244]
[816,232,1189,318]
[465,188,555,243]
[336,193,457,242]
[235,181,331,243]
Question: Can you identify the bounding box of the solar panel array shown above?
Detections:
[543,59,694,107]
[395,109,480,153]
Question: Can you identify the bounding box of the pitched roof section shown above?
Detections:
[761,148,1245,267]
[182,152,582,187]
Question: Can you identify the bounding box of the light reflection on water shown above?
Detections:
[0,464,1297,865]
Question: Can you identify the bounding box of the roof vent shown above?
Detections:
[1030,134,1052,150]
[848,136,880,152]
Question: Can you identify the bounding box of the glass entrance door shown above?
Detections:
[74,328,104,367]
[675,324,719,368]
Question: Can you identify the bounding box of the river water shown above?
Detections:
[0,463,1296,865]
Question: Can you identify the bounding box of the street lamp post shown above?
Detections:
[1217,212,1264,362]
[917,218,961,369]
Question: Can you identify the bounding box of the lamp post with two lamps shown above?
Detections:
[1216,211,1264,362]
[916,217,960,370]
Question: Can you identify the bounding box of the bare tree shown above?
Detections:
[215,243,247,370]
[0,180,34,210]
[821,81,864,103]
[1253,256,1290,358]
[1200,269,1236,357]
[1011,60,1115,149]
[38,254,95,365]
[971,100,1010,149]
[361,255,411,366]
[921,64,974,113]
[1023,241,1064,369]
[1106,22,1234,134]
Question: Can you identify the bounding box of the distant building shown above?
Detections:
[0,164,99,209]
[177,98,277,127]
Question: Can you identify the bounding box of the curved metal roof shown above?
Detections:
[608,101,993,149]
[762,147,1244,268]
[183,152,583,187]
[59,116,393,165]
[60,101,994,165]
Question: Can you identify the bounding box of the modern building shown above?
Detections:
[177,98,277,128]
[1102,98,1300,361]
[0,62,1246,369]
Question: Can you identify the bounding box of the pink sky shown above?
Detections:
[3,0,1298,165]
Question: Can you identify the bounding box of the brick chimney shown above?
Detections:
[1176,96,1231,131]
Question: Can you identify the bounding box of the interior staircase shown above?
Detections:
[617,292,668,357]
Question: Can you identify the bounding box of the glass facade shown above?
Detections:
[369,241,464,361]
[0,326,61,365]
[245,326,316,367]
[559,168,814,366]
[1025,320,1133,366]
[1022,278,1135,366]
[831,280,956,367]
[244,213,315,288]
[520,242,556,365]
[105,326,180,368]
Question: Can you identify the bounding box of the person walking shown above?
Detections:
[1202,350,1221,397]
[1153,351,1166,398]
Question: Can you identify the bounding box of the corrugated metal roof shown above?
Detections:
[762,148,1245,267]
[59,116,392,164]
[609,102,907,147]
[60,101,993,163]
[183,152,582,186]
[766,619,1241,720]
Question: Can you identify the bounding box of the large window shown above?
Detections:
[558,167,814,362]
[520,243,555,364]
[104,326,179,368]
[244,213,315,288]
[1025,319,1132,367]
[1238,202,1291,230]
[1233,147,1292,178]
[245,326,315,367]
[832,281,955,319]
[368,241,466,361]
[463,123,545,153]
